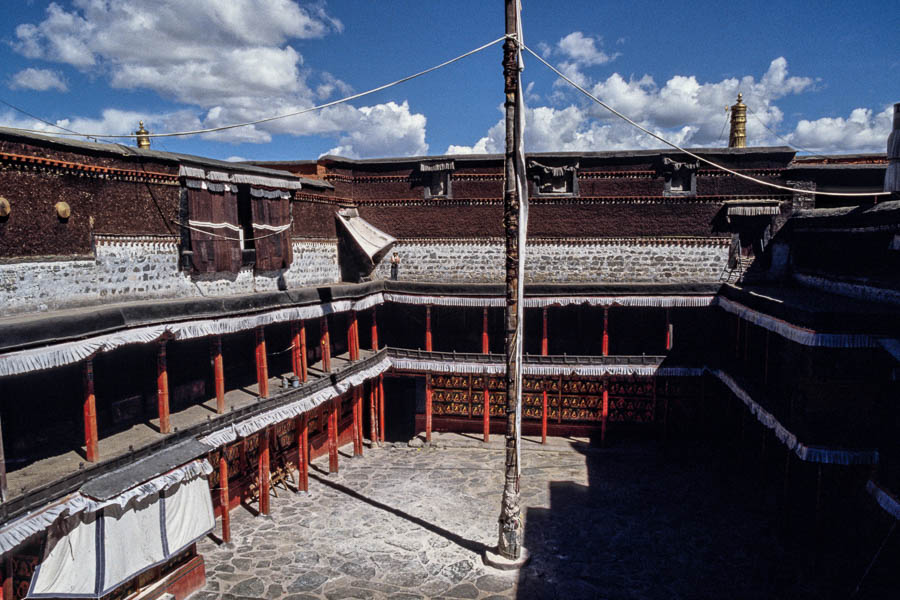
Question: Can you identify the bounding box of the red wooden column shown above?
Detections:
[483,307,491,443]
[425,305,433,351]
[320,317,331,373]
[296,414,309,492]
[541,307,549,444]
[2,558,12,600]
[483,387,490,443]
[602,307,610,356]
[255,327,269,399]
[378,375,385,442]
[157,340,171,434]
[292,321,308,383]
[425,374,433,443]
[369,381,378,444]
[352,388,362,457]
[218,454,230,543]
[665,308,673,351]
[371,308,379,350]
[328,398,340,473]
[482,307,490,354]
[258,427,271,515]
[601,381,610,447]
[83,359,99,462]
[348,311,359,361]
[211,335,225,414]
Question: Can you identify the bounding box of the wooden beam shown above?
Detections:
[255,327,269,399]
[425,374,432,443]
[328,398,339,473]
[259,427,271,516]
[425,305,433,351]
[157,340,171,434]
[371,307,379,350]
[320,317,331,373]
[297,414,308,492]
[218,454,230,543]
[83,358,99,462]
[212,335,225,414]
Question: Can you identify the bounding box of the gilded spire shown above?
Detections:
[729,93,747,148]
[135,121,151,149]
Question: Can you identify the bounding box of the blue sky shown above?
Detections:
[0,1,897,161]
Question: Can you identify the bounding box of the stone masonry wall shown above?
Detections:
[374,238,730,284]
[0,238,339,316]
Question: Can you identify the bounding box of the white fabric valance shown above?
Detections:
[199,355,392,448]
[26,471,214,598]
[714,296,879,348]
[0,460,211,557]
[419,161,454,172]
[866,480,900,520]
[179,165,301,191]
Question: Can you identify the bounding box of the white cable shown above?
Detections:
[522,44,891,198]
[6,36,507,140]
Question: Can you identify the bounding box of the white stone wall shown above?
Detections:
[0,237,340,316]
[374,238,730,283]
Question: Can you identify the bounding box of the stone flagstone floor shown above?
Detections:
[195,434,793,599]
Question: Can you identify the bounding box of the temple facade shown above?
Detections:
[0,124,897,598]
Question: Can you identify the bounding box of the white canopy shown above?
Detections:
[336,208,396,266]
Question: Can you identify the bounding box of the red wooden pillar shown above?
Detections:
[352,388,362,456]
[296,415,308,492]
[482,307,489,354]
[320,317,331,373]
[291,321,307,382]
[369,381,378,444]
[2,557,12,600]
[328,398,339,473]
[300,321,308,381]
[348,311,359,361]
[378,375,385,442]
[255,327,269,399]
[541,307,549,444]
[602,307,610,356]
[83,359,99,462]
[259,427,270,516]
[212,335,225,414]
[157,340,171,434]
[425,374,432,443]
[218,455,230,543]
[483,387,490,443]
[425,305,433,351]
[665,308,673,351]
[601,383,610,447]
[371,308,379,350]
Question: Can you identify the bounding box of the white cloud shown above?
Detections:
[788,106,892,153]
[9,68,68,92]
[556,32,618,67]
[325,101,427,159]
[447,56,893,155]
[6,0,434,157]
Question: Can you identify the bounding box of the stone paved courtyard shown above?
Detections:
[195,434,791,600]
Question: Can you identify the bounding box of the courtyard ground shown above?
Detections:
[195,432,794,600]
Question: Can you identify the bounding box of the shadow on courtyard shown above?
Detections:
[515,438,787,600]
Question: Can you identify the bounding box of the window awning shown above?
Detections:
[336,208,396,266]
[723,199,782,217]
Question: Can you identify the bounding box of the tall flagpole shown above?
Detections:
[489,0,528,566]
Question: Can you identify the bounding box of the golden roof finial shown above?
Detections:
[729,93,747,148]
[135,121,150,149]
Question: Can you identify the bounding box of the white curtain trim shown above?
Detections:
[199,356,392,448]
[0,459,211,556]
[714,296,878,348]
[710,369,879,465]
[866,480,900,520]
